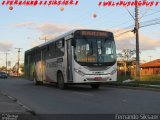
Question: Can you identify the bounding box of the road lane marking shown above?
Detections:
[72,92,94,96]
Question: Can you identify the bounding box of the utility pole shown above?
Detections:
[6,53,8,73]
[15,48,22,77]
[5,50,10,73]
[39,35,48,43]
[135,0,140,80]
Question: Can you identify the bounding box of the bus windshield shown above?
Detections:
[74,38,116,65]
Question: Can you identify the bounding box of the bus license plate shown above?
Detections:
[94,77,102,81]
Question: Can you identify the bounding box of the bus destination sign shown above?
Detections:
[80,31,108,37]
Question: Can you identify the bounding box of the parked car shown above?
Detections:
[0,72,8,79]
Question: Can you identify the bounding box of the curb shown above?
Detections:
[104,85,160,92]
[0,90,37,116]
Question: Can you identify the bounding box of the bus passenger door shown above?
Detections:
[66,39,73,82]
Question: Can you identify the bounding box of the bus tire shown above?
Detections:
[90,84,100,89]
[57,72,66,89]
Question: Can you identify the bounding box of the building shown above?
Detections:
[140,59,160,76]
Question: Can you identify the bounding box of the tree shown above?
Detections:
[117,49,136,62]
[117,49,136,79]
[0,66,6,72]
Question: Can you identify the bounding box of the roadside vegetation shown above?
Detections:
[105,75,160,88]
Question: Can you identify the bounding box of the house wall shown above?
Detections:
[141,67,160,76]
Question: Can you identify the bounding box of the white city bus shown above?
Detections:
[24,30,117,89]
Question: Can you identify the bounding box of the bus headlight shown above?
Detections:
[74,68,85,76]
[110,69,117,75]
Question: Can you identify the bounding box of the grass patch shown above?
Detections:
[133,80,160,85]
[104,75,160,88]
[105,82,140,87]
[140,75,160,81]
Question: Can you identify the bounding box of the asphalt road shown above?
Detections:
[0,78,160,119]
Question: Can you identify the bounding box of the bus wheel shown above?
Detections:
[90,84,100,89]
[57,72,66,89]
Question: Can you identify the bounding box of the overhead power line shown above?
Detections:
[141,11,160,18]
[139,7,152,19]
[140,21,160,28]
[124,7,135,20]
[114,16,160,38]
[114,29,133,38]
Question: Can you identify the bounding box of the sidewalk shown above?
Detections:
[0,91,39,120]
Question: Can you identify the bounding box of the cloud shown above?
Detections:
[15,22,71,47]
[15,22,72,39]
[14,22,160,51]
[112,28,160,50]
[15,22,34,28]
[31,40,43,48]
[15,21,88,37]
[0,42,13,52]
[35,23,68,34]
[30,23,72,47]
[35,23,69,40]
[139,34,160,50]
[35,23,88,40]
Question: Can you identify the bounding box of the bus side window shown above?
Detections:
[52,43,56,58]
[47,45,49,51]
[46,45,51,59]
[60,39,64,53]
[57,39,64,48]
[55,41,59,58]
[49,45,52,58]
[56,40,64,57]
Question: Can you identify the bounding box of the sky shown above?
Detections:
[0,0,160,67]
